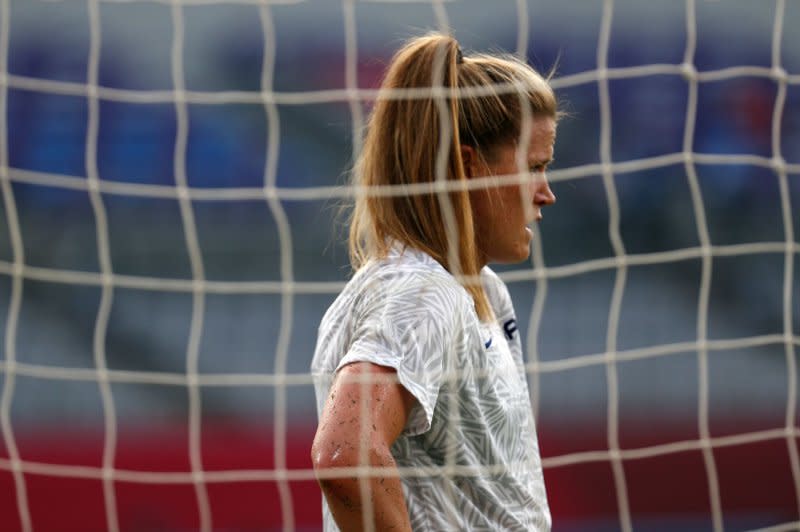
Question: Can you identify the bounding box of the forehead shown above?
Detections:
[486,116,556,163]
[523,117,556,154]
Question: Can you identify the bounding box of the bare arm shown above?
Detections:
[311,362,416,531]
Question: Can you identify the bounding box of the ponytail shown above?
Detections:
[349,33,557,322]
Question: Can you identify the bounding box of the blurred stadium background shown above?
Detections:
[2,0,799,530]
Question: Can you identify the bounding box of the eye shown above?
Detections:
[529,164,547,174]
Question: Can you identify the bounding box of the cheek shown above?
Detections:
[492,191,517,228]
[470,191,493,239]
[470,189,490,221]
[500,187,524,220]
[526,180,537,202]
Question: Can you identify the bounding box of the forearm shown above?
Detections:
[317,452,412,531]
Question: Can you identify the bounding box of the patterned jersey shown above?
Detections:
[311,245,551,531]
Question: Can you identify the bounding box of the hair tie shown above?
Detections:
[455,46,464,65]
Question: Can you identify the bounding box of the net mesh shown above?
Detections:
[0,0,799,530]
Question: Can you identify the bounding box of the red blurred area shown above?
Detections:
[0,419,797,531]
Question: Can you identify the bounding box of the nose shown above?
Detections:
[534,179,556,206]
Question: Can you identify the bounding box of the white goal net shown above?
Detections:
[0,0,798,531]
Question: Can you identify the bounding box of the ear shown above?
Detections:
[460,144,477,179]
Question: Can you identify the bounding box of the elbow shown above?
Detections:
[311,433,358,500]
[311,431,393,483]
[310,432,339,475]
[311,429,353,482]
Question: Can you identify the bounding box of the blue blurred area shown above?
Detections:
[2,0,799,433]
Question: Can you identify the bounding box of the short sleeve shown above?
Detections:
[336,272,458,436]
[481,266,514,320]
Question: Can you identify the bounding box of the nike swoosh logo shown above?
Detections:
[484,337,492,349]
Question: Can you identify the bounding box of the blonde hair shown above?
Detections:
[349,33,557,321]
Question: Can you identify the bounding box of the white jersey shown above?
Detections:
[311,245,551,531]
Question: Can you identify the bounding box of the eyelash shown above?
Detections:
[530,164,548,173]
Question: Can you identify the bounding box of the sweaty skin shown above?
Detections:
[311,362,416,531]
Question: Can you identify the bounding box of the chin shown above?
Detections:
[513,247,531,263]
[493,245,530,265]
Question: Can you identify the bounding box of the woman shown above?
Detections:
[311,32,558,531]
